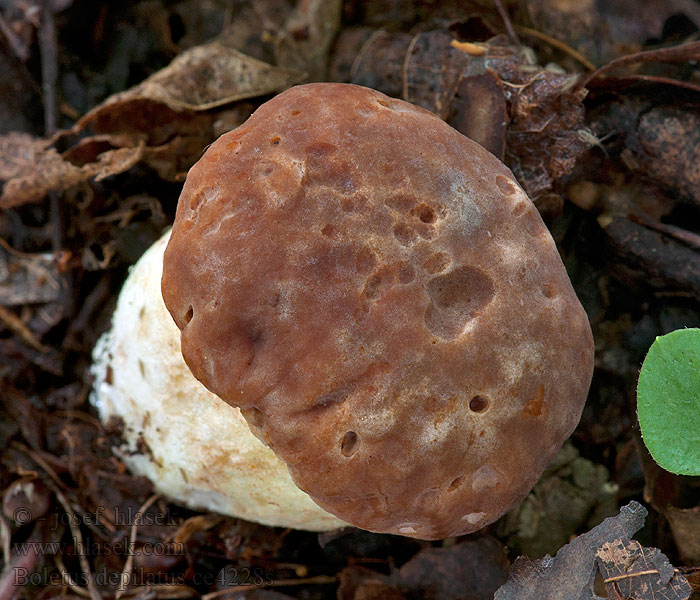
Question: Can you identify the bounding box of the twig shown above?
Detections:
[115,494,161,599]
[629,213,700,250]
[0,236,50,259]
[516,26,595,71]
[38,1,58,136]
[0,514,11,574]
[0,14,30,61]
[492,0,519,46]
[54,410,103,429]
[500,72,546,89]
[586,74,700,94]
[53,487,102,600]
[0,306,49,353]
[575,40,700,91]
[12,444,102,600]
[54,554,92,598]
[38,1,66,270]
[349,29,385,80]
[401,33,420,102]
[603,568,660,582]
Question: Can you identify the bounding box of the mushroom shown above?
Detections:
[91,231,346,531]
[161,82,595,540]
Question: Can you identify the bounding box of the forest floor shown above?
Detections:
[1,1,699,599]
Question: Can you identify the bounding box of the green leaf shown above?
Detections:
[637,328,700,475]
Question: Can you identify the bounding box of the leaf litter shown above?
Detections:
[1,0,700,598]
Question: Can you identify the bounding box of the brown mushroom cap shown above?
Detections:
[162,82,594,540]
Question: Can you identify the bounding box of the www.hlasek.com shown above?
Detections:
[12,539,185,557]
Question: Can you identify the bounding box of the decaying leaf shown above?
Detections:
[78,39,304,117]
[527,0,700,67]
[340,29,520,117]
[0,246,65,306]
[601,215,700,296]
[624,107,700,207]
[447,70,508,159]
[0,133,145,209]
[332,28,588,201]
[498,442,618,558]
[665,506,700,564]
[339,536,509,600]
[494,501,648,600]
[505,69,588,200]
[596,539,691,599]
[1,31,299,208]
[274,0,342,80]
[0,134,69,207]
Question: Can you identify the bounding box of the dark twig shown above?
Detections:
[38,1,70,323]
[13,443,103,600]
[38,1,58,136]
[115,494,161,599]
[575,40,700,91]
[516,26,595,71]
[586,74,700,94]
[493,0,520,46]
[629,213,700,251]
[0,13,30,60]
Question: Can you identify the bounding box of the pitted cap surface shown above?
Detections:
[162,83,594,539]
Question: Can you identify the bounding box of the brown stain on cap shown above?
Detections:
[162,83,594,540]
[523,384,546,418]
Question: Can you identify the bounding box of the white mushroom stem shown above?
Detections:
[90,230,346,531]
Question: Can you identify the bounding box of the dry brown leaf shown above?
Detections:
[664,506,700,564]
[274,0,342,80]
[45,39,302,188]
[504,70,588,200]
[333,29,588,200]
[87,142,146,182]
[447,70,507,159]
[596,539,691,600]
[0,133,144,209]
[0,134,69,199]
[0,133,83,208]
[78,39,304,119]
[601,215,700,296]
[2,35,291,208]
[494,501,648,600]
[0,246,65,306]
[624,107,700,207]
[527,0,700,67]
[339,537,509,600]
